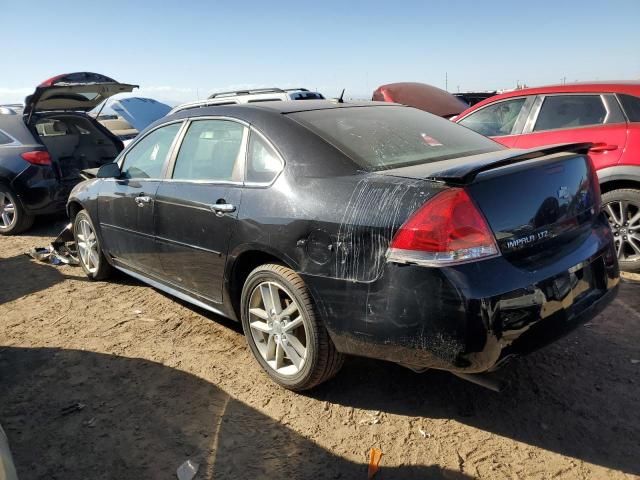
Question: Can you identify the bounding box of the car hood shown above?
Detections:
[372,82,468,118]
[24,72,138,119]
[110,97,171,132]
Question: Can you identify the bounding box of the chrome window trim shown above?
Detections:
[525,93,621,134]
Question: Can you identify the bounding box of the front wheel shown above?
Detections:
[602,188,640,273]
[240,264,344,391]
[73,210,112,280]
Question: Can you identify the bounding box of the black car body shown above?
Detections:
[0,72,137,234]
[67,100,619,390]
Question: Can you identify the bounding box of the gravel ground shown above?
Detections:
[1,216,639,479]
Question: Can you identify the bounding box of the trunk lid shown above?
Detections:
[23,72,138,121]
[382,144,601,264]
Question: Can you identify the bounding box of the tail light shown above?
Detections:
[387,188,499,266]
[21,151,52,166]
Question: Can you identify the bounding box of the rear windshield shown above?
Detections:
[290,106,502,171]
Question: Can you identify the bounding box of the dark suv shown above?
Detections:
[0,72,136,234]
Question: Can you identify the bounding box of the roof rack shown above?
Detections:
[208,88,285,99]
[207,87,312,99]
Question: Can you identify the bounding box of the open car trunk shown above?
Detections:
[33,114,122,182]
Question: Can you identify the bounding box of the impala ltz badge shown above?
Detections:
[505,230,550,250]
[557,186,570,200]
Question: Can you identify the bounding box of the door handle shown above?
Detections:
[135,195,152,207]
[210,203,236,216]
[589,143,618,153]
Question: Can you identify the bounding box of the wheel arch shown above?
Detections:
[598,165,640,194]
[67,200,84,221]
[227,246,298,320]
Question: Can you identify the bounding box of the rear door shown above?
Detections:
[515,94,628,169]
[98,121,183,275]
[457,96,534,148]
[154,118,248,302]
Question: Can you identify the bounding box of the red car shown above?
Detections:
[456,81,640,272]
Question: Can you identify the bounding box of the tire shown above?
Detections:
[240,263,344,391]
[602,188,640,273]
[72,210,112,280]
[0,185,34,235]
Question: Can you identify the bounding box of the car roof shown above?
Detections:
[224,99,397,114]
[460,81,640,116]
[165,99,400,123]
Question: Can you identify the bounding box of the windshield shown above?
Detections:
[290,106,502,171]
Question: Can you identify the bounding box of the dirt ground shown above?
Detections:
[1,216,639,480]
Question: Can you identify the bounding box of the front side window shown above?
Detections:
[533,95,607,132]
[246,132,283,183]
[121,122,181,179]
[291,106,501,171]
[458,98,527,137]
[172,120,246,181]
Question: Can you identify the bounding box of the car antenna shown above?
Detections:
[337,88,345,103]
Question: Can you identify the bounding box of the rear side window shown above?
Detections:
[172,120,246,182]
[0,130,13,145]
[458,98,527,136]
[246,132,283,183]
[121,123,181,179]
[291,106,501,171]
[618,94,640,122]
[533,95,606,131]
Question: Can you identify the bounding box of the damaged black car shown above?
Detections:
[0,72,137,234]
[67,100,619,391]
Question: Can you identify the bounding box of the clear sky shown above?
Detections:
[1,0,639,105]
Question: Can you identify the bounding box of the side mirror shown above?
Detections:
[97,162,121,179]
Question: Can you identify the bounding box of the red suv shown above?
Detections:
[456,82,640,272]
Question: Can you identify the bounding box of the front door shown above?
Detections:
[98,121,183,275]
[457,96,534,148]
[154,119,247,302]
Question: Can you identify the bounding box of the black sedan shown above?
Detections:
[68,100,619,390]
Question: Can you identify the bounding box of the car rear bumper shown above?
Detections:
[303,221,619,373]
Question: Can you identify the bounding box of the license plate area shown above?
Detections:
[543,257,605,319]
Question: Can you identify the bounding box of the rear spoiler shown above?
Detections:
[430,143,593,185]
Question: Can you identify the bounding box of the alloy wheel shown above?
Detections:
[76,218,100,274]
[248,281,308,376]
[0,192,16,229]
[603,200,640,262]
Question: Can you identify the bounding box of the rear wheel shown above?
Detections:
[240,264,344,391]
[73,210,112,280]
[0,186,34,235]
[602,188,640,273]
